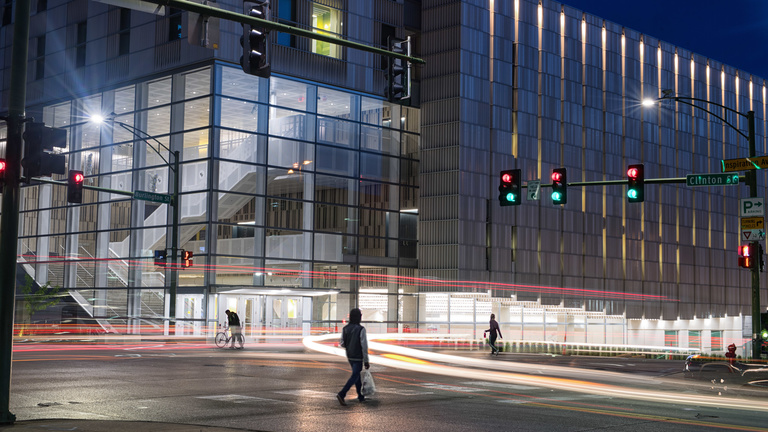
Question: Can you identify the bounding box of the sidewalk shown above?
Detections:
[0,419,257,431]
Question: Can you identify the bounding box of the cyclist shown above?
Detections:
[225,309,243,349]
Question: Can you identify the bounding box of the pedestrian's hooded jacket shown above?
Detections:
[340,323,369,363]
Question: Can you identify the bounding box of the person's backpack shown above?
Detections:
[231,312,241,327]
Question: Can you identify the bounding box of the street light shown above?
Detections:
[644,90,761,359]
[90,114,181,333]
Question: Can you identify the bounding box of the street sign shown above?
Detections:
[740,217,764,230]
[134,190,171,204]
[722,156,768,172]
[685,173,739,187]
[527,181,541,201]
[741,217,765,241]
[742,229,766,241]
[740,198,764,217]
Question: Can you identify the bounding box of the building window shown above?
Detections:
[168,8,182,41]
[711,330,723,351]
[76,22,87,68]
[118,8,130,55]
[2,0,12,26]
[34,35,45,80]
[664,330,678,347]
[311,4,341,58]
[689,330,701,349]
[276,0,296,48]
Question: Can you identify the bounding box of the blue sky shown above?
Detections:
[562,0,768,79]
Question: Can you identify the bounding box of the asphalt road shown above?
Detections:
[2,341,768,432]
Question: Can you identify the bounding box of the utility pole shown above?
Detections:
[747,111,761,360]
[0,0,31,424]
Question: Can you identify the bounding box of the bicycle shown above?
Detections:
[215,325,244,349]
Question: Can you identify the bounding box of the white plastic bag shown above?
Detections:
[360,370,376,396]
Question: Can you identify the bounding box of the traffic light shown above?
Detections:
[154,249,168,267]
[551,168,567,205]
[761,312,768,341]
[498,169,521,206]
[181,249,194,268]
[627,164,645,203]
[22,122,67,179]
[0,158,6,186]
[240,1,271,78]
[67,170,84,203]
[738,242,763,269]
[386,36,411,102]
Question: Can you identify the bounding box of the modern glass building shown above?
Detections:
[1,0,766,354]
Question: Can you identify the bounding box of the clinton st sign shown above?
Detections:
[685,173,740,187]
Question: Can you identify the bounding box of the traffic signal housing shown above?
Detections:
[181,249,194,268]
[22,122,67,179]
[761,312,768,342]
[154,249,168,267]
[240,1,271,78]
[627,164,645,203]
[551,168,567,205]
[498,169,521,206]
[67,170,84,204]
[738,242,763,270]
[0,158,6,186]
[386,36,411,102]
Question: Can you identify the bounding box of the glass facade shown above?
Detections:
[17,64,420,336]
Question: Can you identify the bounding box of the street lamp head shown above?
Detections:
[641,99,657,107]
[89,114,104,124]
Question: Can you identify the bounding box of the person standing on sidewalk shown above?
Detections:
[484,313,503,356]
[336,308,370,406]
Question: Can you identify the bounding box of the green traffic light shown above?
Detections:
[627,189,639,199]
[762,328,768,340]
[552,191,562,202]
[506,192,516,203]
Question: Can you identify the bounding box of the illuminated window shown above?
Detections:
[688,330,701,349]
[710,330,722,351]
[311,4,341,58]
[664,330,678,347]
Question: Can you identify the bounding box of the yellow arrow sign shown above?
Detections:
[741,217,764,230]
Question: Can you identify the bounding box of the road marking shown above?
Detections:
[498,395,612,404]
[197,394,290,404]
[461,381,540,391]
[275,389,336,398]
[420,383,490,393]
[376,388,434,396]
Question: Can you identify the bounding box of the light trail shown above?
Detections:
[303,333,768,413]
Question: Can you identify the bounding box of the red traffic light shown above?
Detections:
[627,167,640,179]
[0,159,6,172]
[741,244,752,257]
[551,171,562,182]
[501,172,513,183]
[73,172,84,183]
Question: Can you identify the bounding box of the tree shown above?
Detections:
[19,275,61,335]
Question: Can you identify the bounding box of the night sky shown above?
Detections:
[562,0,768,80]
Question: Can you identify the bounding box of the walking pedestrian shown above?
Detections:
[336,308,370,406]
[484,313,503,355]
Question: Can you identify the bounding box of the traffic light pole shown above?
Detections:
[107,120,181,333]
[650,94,761,359]
[0,0,31,424]
[747,111,761,360]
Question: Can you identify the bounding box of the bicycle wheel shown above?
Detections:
[215,332,228,348]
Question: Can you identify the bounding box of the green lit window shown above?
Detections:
[311,4,341,58]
